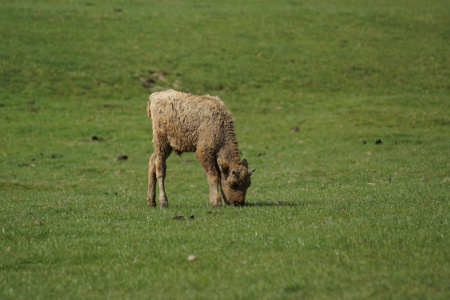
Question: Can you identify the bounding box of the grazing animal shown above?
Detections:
[146,89,255,208]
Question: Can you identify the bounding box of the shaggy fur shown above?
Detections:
[147,89,254,208]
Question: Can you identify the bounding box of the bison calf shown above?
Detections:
[147,90,254,208]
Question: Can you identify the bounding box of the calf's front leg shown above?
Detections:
[197,151,222,208]
[206,172,222,208]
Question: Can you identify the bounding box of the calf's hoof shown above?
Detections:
[159,197,168,208]
[211,200,222,208]
[147,198,156,207]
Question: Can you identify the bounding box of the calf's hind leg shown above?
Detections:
[147,134,172,208]
[154,144,172,208]
[147,153,157,207]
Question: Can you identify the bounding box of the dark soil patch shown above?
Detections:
[91,135,103,141]
[116,155,128,161]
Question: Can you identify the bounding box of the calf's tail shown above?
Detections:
[147,96,152,119]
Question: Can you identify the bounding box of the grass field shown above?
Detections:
[1,0,449,299]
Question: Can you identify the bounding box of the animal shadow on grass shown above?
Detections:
[246,199,309,207]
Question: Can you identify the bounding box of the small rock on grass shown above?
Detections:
[187,255,197,262]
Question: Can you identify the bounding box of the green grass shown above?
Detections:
[1,0,449,299]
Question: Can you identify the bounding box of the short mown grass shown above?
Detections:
[1,0,449,299]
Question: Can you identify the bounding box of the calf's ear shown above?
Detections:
[241,159,249,169]
[217,158,229,175]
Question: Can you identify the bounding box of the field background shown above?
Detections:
[1,0,449,299]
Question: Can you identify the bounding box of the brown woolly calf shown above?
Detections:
[146,90,255,208]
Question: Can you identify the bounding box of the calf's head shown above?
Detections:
[217,158,255,206]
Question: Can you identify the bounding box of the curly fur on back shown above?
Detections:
[148,89,240,161]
